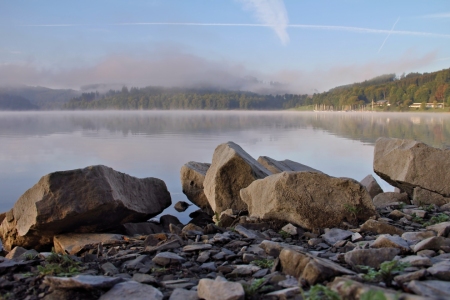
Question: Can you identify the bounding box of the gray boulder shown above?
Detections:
[360,174,384,199]
[374,138,450,200]
[180,162,213,215]
[203,142,271,214]
[257,156,321,174]
[240,171,376,230]
[0,165,171,251]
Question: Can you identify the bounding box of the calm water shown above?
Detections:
[1,111,449,223]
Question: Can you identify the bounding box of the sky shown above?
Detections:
[1,0,450,94]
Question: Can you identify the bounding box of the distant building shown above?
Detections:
[409,103,443,108]
[376,100,389,106]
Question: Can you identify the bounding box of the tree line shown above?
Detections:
[64,87,311,110]
[311,68,450,111]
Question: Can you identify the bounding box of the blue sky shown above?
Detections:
[1,0,450,93]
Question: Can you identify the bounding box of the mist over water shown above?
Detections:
[0,111,449,223]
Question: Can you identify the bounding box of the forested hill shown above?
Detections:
[0,94,38,110]
[64,87,311,110]
[312,68,450,110]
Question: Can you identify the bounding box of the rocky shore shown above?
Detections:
[0,138,450,299]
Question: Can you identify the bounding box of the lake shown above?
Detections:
[1,110,449,223]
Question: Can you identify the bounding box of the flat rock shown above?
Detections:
[0,165,171,251]
[197,276,245,300]
[360,219,404,235]
[183,244,212,252]
[321,228,353,245]
[53,233,124,255]
[241,171,375,230]
[234,225,264,240]
[373,192,410,208]
[264,287,300,299]
[169,288,199,300]
[407,280,450,298]
[394,269,428,286]
[344,248,400,272]
[180,161,213,215]
[258,240,304,257]
[399,255,432,268]
[414,236,450,252]
[257,156,321,174]
[203,142,271,214]
[371,234,410,253]
[402,231,436,243]
[5,246,28,260]
[360,174,384,199]
[152,252,186,266]
[427,261,450,281]
[131,273,157,284]
[43,275,122,290]
[427,222,450,237]
[99,281,163,300]
[373,138,450,198]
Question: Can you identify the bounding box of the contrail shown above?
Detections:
[378,17,400,53]
[19,22,450,39]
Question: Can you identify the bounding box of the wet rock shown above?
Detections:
[344,248,400,272]
[197,276,245,300]
[169,288,199,300]
[152,252,186,266]
[374,138,450,199]
[413,237,450,252]
[43,275,122,290]
[203,142,271,214]
[180,161,213,215]
[360,219,404,235]
[360,174,384,199]
[241,171,375,230]
[321,228,353,245]
[122,222,163,236]
[99,281,163,300]
[427,261,450,281]
[373,192,410,208]
[427,222,450,237]
[371,234,410,253]
[174,201,191,212]
[54,233,124,255]
[257,156,320,174]
[0,165,171,251]
[413,187,450,207]
[407,280,450,298]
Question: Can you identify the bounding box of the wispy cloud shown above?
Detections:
[20,22,450,39]
[378,17,400,53]
[422,12,450,18]
[237,0,289,45]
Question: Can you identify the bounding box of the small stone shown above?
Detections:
[414,237,450,252]
[277,276,299,288]
[234,225,264,240]
[229,264,260,276]
[371,235,410,253]
[197,277,245,300]
[407,280,450,298]
[101,262,119,275]
[344,248,400,272]
[201,262,217,272]
[242,253,256,263]
[43,275,122,290]
[5,246,28,260]
[402,231,436,243]
[417,249,437,257]
[427,261,450,281]
[252,268,268,278]
[169,288,199,300]
[152,252,185,266]
[281,224,299,236]
[360,219,404,235]
[213,233,231,243]
[399,255,432,267]
[403,209,427,218]
[351,233,363,242]
[308,238,323,246]
[183,244,213,252]
[99,281,163,300]
[197,251,211,263]
[360,174,384,199]
[174,201,191,212]
[427,222,450,237]
[132,273,158,284]
[265,287,300,299]
[388,210,408,220]
[321,228,353,245]
[394,269,427,286]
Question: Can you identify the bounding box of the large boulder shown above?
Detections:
[240,171,376,230]
[257,156,321,174]
[180,161,213,215]
[374,138,450,200]
[0,165,171,251]
[203,142,271,214]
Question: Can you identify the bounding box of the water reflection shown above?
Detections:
[0,111,449,223]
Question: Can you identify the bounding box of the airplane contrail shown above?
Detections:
[19,22,450,39]
[378,17,400,53]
